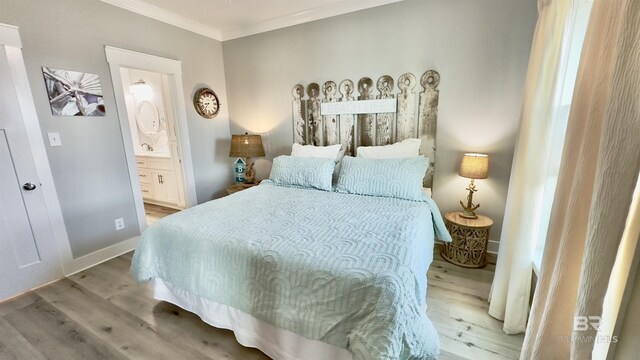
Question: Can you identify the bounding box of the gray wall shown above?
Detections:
[1,0,232,258]
[222,0,538,250]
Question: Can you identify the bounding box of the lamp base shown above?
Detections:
[244,158,256,184]
[459,210,478,219]
[459,179,480,219]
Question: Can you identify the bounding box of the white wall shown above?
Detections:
[0,0,232,258]
[222,0,538,248]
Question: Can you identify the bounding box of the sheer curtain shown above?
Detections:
[521,0,640,358]
[488,0,587,334]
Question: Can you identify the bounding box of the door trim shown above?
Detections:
[0,23,73,274]
[0,23,21,48]
[105,46,197,234]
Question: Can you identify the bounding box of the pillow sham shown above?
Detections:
[336,156,429,201]
[291,143,346,182]
[356,138,421,159]
[291,143,342,160]
[269,155,334,191]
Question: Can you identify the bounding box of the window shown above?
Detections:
[533,0,594,274]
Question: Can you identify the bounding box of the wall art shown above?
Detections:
[42,67,105,116]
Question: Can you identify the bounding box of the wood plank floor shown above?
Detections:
[144,203,180,225]
[0,252,523,360]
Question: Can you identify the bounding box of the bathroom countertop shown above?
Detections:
[135,151,171,158]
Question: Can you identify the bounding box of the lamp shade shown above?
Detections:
[459,153,489,179]
[229,132,265,158]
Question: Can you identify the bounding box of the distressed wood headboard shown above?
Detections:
[292,70,440,187]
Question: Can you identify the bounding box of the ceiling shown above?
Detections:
[101,0,404,41]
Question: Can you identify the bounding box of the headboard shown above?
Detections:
[292,70,440,187]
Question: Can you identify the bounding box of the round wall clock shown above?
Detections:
[193,88,220,119]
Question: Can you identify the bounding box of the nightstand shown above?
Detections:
[441,211,493,268]
[226,183,258,195]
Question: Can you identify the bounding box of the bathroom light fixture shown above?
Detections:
[129,79,153,101]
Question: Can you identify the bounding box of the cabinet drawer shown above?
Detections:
[135,157,148,168]
[140,183,153,199]
[147,157,173,171]
[138,168,152,184]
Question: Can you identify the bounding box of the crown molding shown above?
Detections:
[102,0,404,42]
[101,0,222,40]
[219,0,404,41]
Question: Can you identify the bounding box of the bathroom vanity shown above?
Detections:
[136,154,184,209]
[122,67,187,212]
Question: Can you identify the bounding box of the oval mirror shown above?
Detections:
[136,100,159,135]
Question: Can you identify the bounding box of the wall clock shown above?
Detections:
[193,88,220,119]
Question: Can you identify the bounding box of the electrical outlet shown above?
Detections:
[114,218,125,231]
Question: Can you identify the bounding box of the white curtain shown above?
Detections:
[522,0,640,358]
[488,0,579,334]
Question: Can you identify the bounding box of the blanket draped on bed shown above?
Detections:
[131,182,451,360]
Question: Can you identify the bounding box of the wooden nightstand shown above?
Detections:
[226,183,258,195]
[441,211,493,268]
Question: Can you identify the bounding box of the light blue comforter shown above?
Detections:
[131,181,451,359]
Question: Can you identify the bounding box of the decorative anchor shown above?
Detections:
[459,179,480,219]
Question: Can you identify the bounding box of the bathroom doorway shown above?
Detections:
[121,68,185,224]
[105,46,197,233]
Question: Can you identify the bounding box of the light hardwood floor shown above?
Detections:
[144,203,180,225]
[0,252,523,360]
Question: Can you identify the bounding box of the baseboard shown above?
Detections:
[0,276,64,304]
[487,239,500,254]
[434,241,498,265]
[63,236,139,276]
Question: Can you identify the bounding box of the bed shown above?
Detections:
[132,71,449,359]
[132,180,450,360]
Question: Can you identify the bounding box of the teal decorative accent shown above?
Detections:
[269,155,334,191]
[336,156,429,201]
[131,182,451,360]
[233,158,246,183]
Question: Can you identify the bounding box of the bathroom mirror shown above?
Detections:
[136,100,160,135]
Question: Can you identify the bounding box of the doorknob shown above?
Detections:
[23,183,37,191]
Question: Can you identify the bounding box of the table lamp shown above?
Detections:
[229,132,265,184]
[458,153,489,219]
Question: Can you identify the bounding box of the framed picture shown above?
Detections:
[42,67,106,116]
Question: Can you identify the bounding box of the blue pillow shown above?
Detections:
[336,156,429,201]
[269,155,334,191]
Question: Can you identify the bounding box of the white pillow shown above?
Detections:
[356,138,421,159]
[291,143,343,161]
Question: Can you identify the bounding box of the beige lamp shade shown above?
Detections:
[229,132,265,158]
[459,153,489,179]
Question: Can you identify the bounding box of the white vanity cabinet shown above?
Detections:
[151,169,179,204]
[136,156,183,209]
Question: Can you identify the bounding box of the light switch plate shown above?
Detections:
[47,132,62,147]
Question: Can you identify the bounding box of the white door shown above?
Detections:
[0,46,62,301]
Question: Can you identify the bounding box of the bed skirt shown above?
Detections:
[153,278,353,360]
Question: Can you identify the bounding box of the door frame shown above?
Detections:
[0,23,72,274]
[105,46,197,234]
